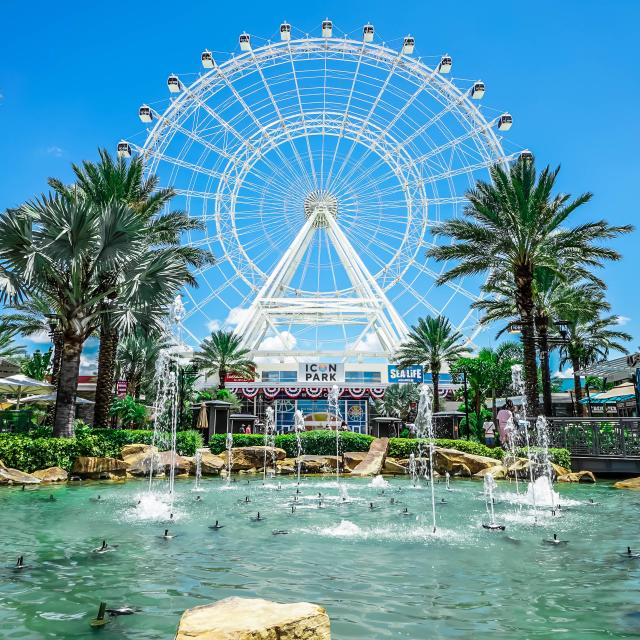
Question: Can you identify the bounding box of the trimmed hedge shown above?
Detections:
[388,438,503,460]
[209,430,374,457]
[0,429,203,473]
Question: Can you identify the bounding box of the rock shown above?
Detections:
[474,465,507,480]
[296,455,340,474]
[277,458,296,475]
[343,451,368,472]
[32,467,68,482]
[557,470,596,483]
[351,438,389,477]
[433,448,499,476]
[614,477,640,490]
[155,451,194,475]
[0,466,42,485]
[199,451,225,475]
[226,446,287,471]
[120,443,155,458]
[507,458,570,480]
[122,446,161,477]
[71,456,129,480]
[175,597,331,640]
[383,458,407,474]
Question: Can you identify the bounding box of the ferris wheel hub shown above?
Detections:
[303,190,338,228]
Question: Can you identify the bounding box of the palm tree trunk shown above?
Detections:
[50,331,63,388]
[53,338,82,438]
[537,317,553,417]
[431,366,440,412]
[571,353,584,417]
[515,267,540,415]
[218,367,226,390]
[93,320,118,428]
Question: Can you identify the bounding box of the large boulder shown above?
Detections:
[120,443,155,458]
[226,446,286,471]
[296,455,340,474]
[383,458,408,474]
[156,451,194,475]
[71,456,129,480]
[474,465,507,480]
[614,477,640,490]
[351,438,389,477]
[0,466,42,485]
[198,450,225,475]
[122,446,161,477]
[433,448,499,476]
[343,451,368,472]
[175,597,331,640]
[32,467,68,483]
[277,458,297,475]
[506,458,569,480]
[557,470,596,483]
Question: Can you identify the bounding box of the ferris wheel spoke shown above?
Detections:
[328,48,404,189]
[412,261,480,302]
[249,50,316,192]
[213,64,315,194]
[324,42,367,188]
[423,151,519,185]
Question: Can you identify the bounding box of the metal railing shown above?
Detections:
[543,417,640,458]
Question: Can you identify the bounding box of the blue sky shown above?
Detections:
[2,0,639,371]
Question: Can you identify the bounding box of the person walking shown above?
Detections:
[496,401,514,445]
[483,418,496,447]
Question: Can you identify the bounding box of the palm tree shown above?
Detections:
[0,320,27,361]
[116,329,168,399]
[559,312,631,415]
[395,315,466,410]
[50,149,213,428]
[427,155,632,414]
[0,194,196,437]
[3,297,64,386]
[474,267,605,416]
[478,342,522,422]
[193,330,255,390]
[373,383,421,422]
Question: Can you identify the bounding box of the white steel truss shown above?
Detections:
[234,197,408,360]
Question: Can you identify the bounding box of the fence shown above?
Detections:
[543,417,640,458]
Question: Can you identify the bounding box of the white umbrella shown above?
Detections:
[0,375,54,409]
[7,392,94,405]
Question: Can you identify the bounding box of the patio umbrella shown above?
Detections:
[0,375,53,409]
[196,402,208,430]
[7,392,94,405]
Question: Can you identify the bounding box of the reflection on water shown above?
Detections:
[0,476,637,639]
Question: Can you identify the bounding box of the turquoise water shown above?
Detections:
[0,475,639,639]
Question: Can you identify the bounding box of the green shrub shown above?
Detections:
[0,429,204,472]
[91,429,203,457]
[388,437,503,460]
[209,430,374,457]
[516,447,571,470]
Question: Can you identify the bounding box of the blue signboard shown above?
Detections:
[388,365,423,384]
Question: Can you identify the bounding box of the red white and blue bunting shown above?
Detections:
[231,385,387,400]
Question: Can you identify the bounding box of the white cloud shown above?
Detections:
[350,332,382,353]
[80,353,98,375]
[616,316,631,326]
[206,319,221,332]
[225,307,252,327]
[255,331,297,363]
[24,330,51,344]
[555,367,574,379]
[46,146,64,158]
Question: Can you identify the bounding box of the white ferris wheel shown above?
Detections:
[118,20,520,362]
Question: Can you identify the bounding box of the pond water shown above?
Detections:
[0,475,639,639]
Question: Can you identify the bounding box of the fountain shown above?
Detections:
[510,364,538,522]
[482,473,505,530]
[224,431,234,486]
[263,406,276,484]
[327,385,342,488]
[192,450,203,492]
[415,384,437,533]
[408,452,417,486]
[293,409,305,484]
